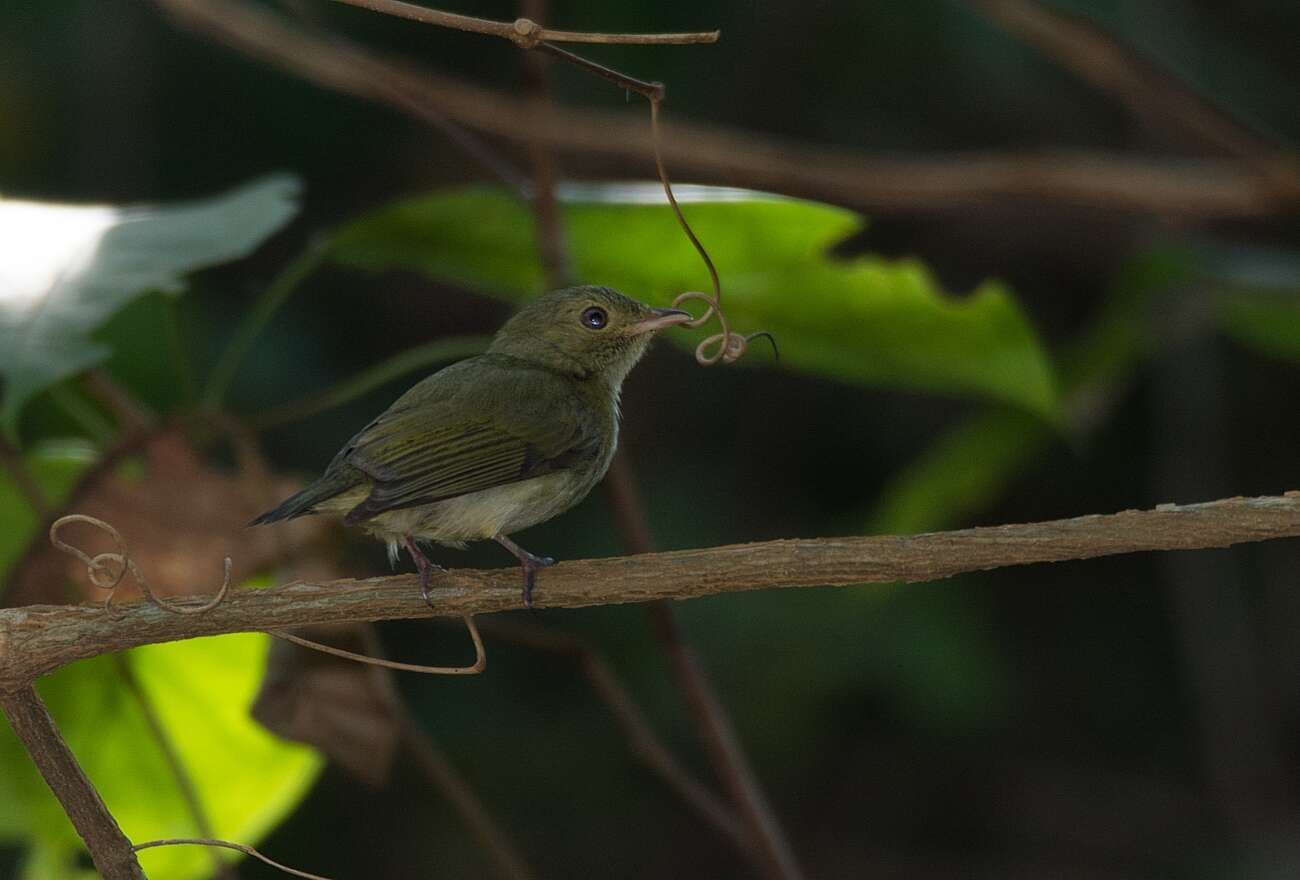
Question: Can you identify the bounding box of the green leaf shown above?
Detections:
[332,185,1059,416]
[0,175,301,434]
[1221,295,1300,363]
[868,409,1050,535]
[865,247,1195,534]
[0,633,322,878]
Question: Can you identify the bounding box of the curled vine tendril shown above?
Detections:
[47,514,484,675]
[50,514,231,616]
[650,97,777,367]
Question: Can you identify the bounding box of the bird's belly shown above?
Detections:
[365,472,585,546]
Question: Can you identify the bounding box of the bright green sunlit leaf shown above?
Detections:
[332,185,1060,417]
[0,633,322,878]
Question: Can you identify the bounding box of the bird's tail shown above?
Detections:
[249,474,350,526]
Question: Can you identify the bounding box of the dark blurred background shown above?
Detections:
[4,1,1300,878]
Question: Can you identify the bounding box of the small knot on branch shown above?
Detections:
[49,514,231,616]
[511,17,542,48]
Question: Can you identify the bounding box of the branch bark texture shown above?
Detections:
[4,493,1300,691]
[0,687,146,879]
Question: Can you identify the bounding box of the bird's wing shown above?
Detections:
[337,360,599,523]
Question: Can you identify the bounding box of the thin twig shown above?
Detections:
[325,0,718,48]
[967,0,1300,193]
[133,838,332,880]
[397,714,537,880]
[0,436,52,517]
[271,616,485,674]
[606,453,806,880]
[0,686,145,879]
[8,492,1300,686]
[83,369,156,432]
[472,616,750,852]
[202,238,330,410]
[115,656,235,880]
[511,23,756,864]
[247,336,490,430]
[147,0,1291,218]
[518,0,573,291]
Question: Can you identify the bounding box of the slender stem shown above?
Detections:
[325,0,718,48]
[0,437,51,517]
[605,451,807,880]
[248,336,490,430]
[201,238,330,410]
[133,839,329,880]
[83,369,156,432]
[398,716,537,880]
[149,0,1298,219]
[49,384,116,444]
[472,617,750,852]
[0,686,146,879]
[536,42,664,102]
[164,295,198,405]
[518,0,573,290]
[114,657,234,879]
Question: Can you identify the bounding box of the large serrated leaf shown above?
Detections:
[331,185,1060,417]
[0,175,301,433]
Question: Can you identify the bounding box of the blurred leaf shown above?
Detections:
[866,247,1196,534]
[0,175,300,434]
[0,633,322,879]
[868,410,1048,534]
[332,185,1060,417]
[1221,295,1300,363]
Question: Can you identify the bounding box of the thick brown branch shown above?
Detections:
[147,0,1289,218]
[0,687,146,879]
[5,494,1300,691]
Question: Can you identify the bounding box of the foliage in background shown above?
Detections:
[0,176,300,435]
[331,186,1062,418]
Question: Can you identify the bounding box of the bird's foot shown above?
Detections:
[404,536,445,608]
[494,533,555,609]
[518,554,555,609]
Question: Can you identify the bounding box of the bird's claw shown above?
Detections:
[520,555,555,609]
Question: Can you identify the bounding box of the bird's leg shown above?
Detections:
[404,536,443,607]
[493,533,554,608]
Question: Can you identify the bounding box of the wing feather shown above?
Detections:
[336,357,598,523]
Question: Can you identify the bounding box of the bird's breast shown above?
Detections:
[364,470,593,546]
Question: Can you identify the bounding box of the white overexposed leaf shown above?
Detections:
[0,174,301,432]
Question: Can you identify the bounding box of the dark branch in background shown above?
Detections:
[606,454,806,880]
[503,3,795,870]
[115,656,235,880]
[470,616,749,850]
[0,687,145,879]
[967,0,1300,193]
[147,0,1294,218]
[0,436,51,518]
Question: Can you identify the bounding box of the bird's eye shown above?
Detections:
[581,306,608,330]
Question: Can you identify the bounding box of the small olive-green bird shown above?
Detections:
[252,285,691,606]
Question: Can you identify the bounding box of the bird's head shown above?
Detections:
[489,285,691,385]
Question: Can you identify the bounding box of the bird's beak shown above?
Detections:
[628,307,693,335]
